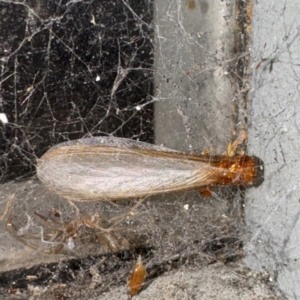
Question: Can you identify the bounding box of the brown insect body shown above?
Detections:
[128,255,146,298]
[186,0,196,10]
[36,137,264,202]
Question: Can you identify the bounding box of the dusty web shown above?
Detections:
[0,1,283,299]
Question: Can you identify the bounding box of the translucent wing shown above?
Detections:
[36,137,218,201]
[37,136,263,202]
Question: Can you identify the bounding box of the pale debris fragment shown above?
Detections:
[0,113,8,124]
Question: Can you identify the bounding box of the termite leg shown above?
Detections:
[226,130,248,157]
[201,147,216,155]
[0,193,15,221]
[6,209,16,229]
[199,187,212,198]
[66,199,81,216]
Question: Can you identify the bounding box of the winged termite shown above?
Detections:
[36,136,264,202]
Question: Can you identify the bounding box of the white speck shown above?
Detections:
[90,14,96,25]
[280,125,288,133]
[67,237,75,250]
[96,75,101,82]
[269,277,273,282]
[135,105,141,111]
[184,204,189,210]
[0,113,8,124]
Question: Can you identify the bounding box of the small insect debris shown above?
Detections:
[5,209,129,255]
[128,255,147,299]
[26,275,38,281]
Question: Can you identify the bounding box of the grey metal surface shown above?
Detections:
[244,1,300,299]
[154,0,235,152]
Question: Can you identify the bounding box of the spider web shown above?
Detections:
[0,0,287,299]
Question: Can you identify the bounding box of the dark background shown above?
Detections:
[0,0,154,182]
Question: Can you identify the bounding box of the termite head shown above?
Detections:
[248,156,264,187]
[229,155,264,187]
[212,155,264,187]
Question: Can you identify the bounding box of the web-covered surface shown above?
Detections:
[0,0,285,299]
[0,0,154,182]
[244,1,300,299]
